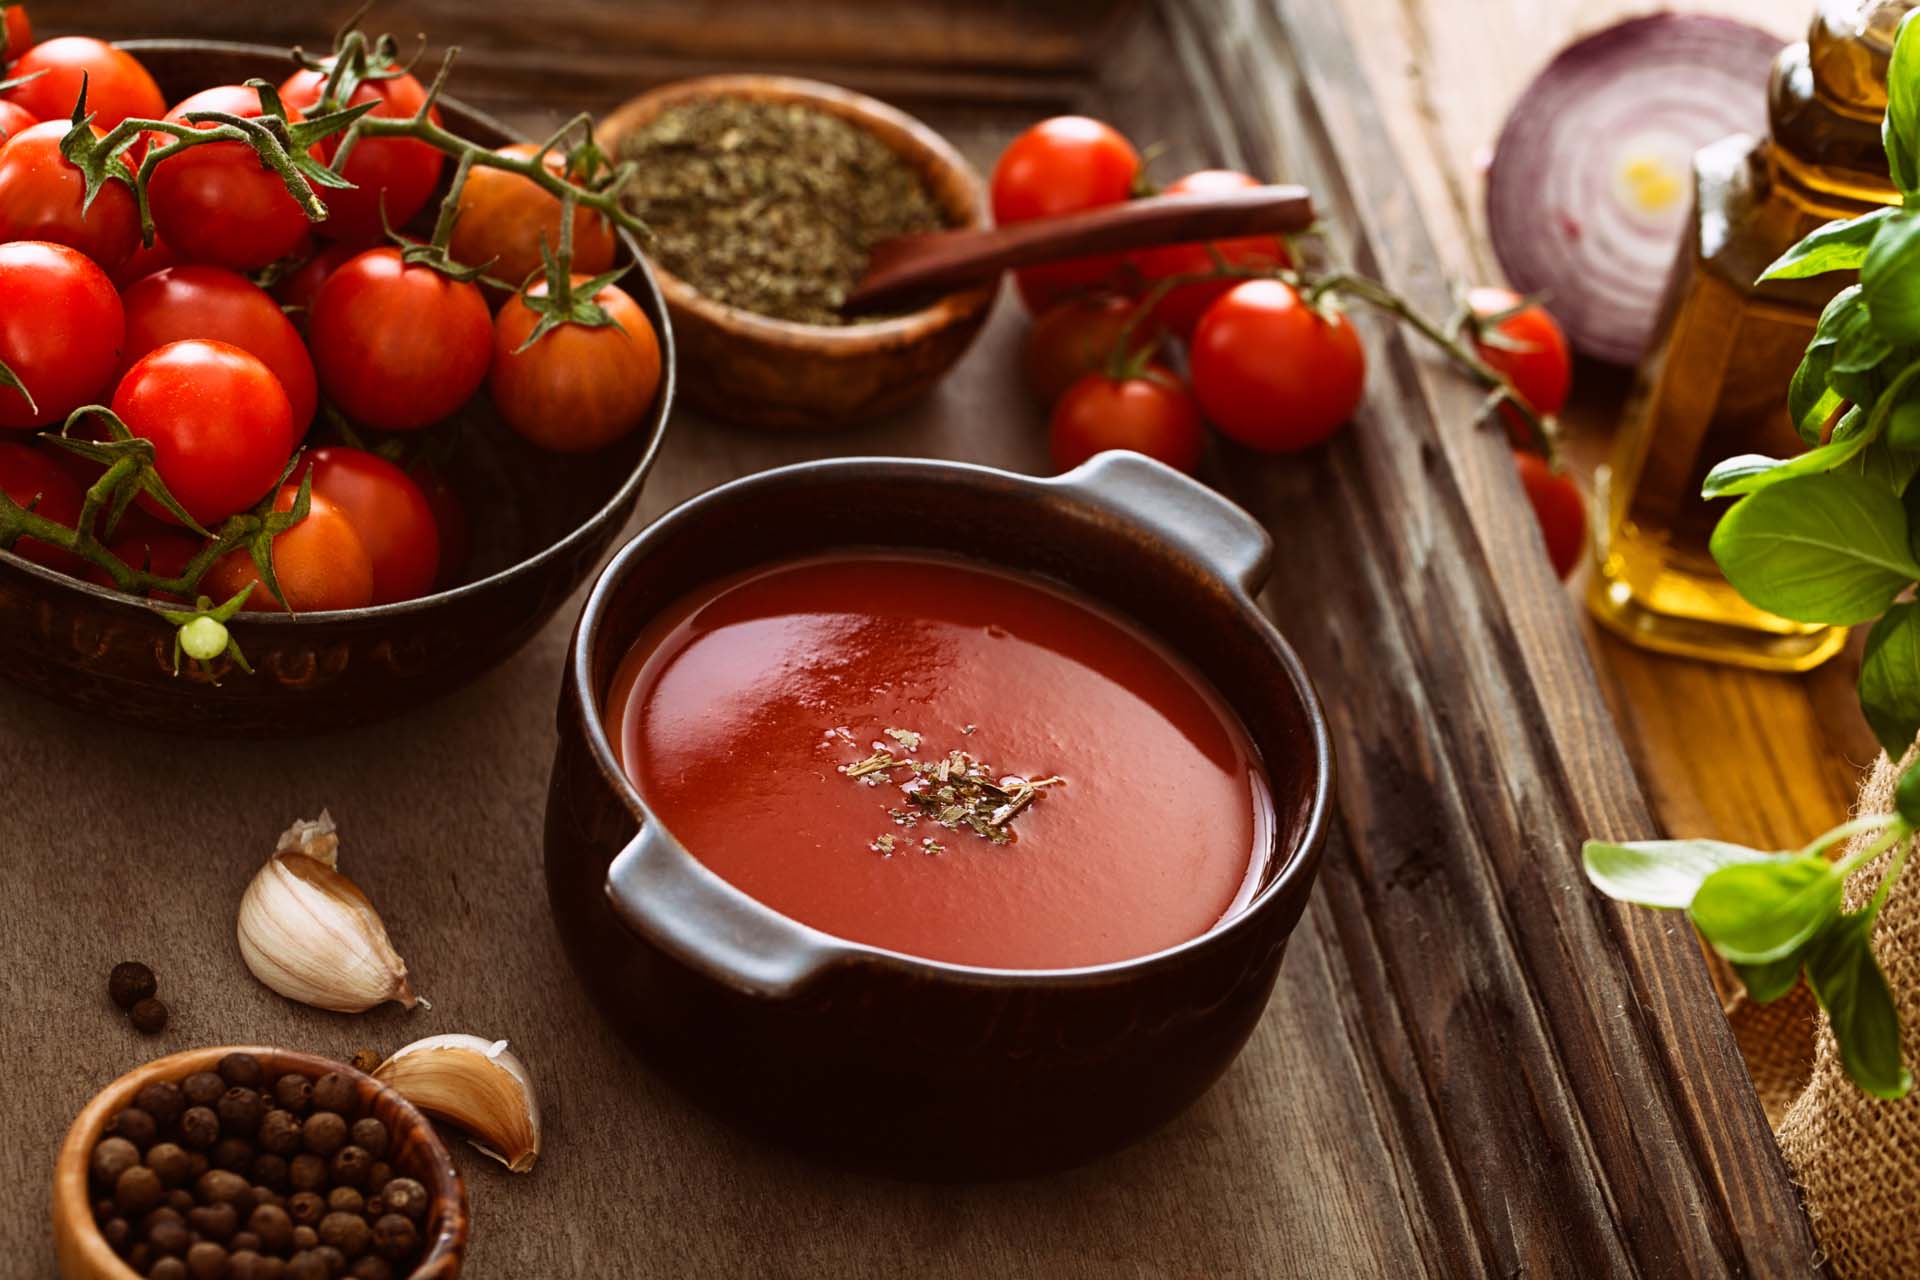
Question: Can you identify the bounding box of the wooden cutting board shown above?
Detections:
[1,1,1820,1275]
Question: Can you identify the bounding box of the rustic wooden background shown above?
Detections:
[1,0,1839,1276]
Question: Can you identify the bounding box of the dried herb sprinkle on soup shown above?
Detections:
[617,96,948,324]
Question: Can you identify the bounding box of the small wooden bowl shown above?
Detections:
[52,1046,466,1279]
[598,74,993,431]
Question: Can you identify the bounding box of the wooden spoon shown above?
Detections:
[842,184,1315,315]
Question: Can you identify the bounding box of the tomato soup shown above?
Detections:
[606,554,1270,969]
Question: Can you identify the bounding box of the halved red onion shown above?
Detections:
[1486,14,1784,365]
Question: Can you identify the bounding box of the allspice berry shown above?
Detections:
[102,1217,131,1249]
[326,1186,364,1216]
[166,1188,194,1214]
[134,1081,186,1131]
[129,997,170,1035]
[91,1136,140,1190]
[311,1072,356,1117]
[285,1252,328,1280]
[365,1162,392,1195]
[112,1107,158,1148]
[182,1072,225,1107]
[252,1152,291,1192]
[289,1153,328,1192]
[144,1143,190,1188]
[194,1168,250,1208]
[291,1225,319,1250]
[274,1074,314,1114]
[302,1111,348,1157]
[349,1257,395,1280]
[186,1200,238,1242]
[146,1213,191,1255]
[348,1117,388,1160]
[319,1210,372,1257]
[219,1052,265,1088]
[185,1241,229,1280]
[213,1137,255,1173]
[259,1108,303,1155]
[248,1202,295,1252]
[108,961,157,1010]
[286,1190,325,1227]
[178,1106,219,1150]
[379,1178,427,1221]
[313,1246,348,1274]
[114,1164,164,1215]
[371,1213,418,1262]
[219,1086,265,1136]
[330,1145,372,1189]
[149,1257,188,1280]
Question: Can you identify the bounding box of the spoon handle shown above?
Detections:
[844,184,1315,314]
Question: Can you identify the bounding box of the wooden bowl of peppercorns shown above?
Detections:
[52,1047,466,1280]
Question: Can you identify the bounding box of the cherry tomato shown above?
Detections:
[1,37,163,136]
[90,527,201,600]
[449,143,616,290]
[2,4,33,61]
[204,483,373,613]
[0,241,123,429]
[146,85,313,271]
[108,232,176,289]
[270,237,370,318]
[1022,295,1147,408]
[121,265,317,433]
[0,120,140,270]
[1514,451,1586,579]
[1190,280,1366,452]
[411,462,470,588]
[1131,170,1290,340]
[112,339,295,527]
[0,99,35,145]
[279,63,444,241]
[295,446,439,604]
[1468,287,1572,443]
[309,248,492,431]
[0,441,82,571]
[1048,368,1205,474]
[489,276,661,452]
[991,116,1140,312]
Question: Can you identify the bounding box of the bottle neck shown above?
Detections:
[1765,3,1906,217]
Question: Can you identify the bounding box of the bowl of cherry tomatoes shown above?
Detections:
[0,33,674,736]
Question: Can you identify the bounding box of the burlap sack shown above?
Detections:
[1753,752,1920,1279]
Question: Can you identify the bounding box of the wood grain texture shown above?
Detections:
[0,0,1821,1276]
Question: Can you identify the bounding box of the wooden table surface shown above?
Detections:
[0,1,1840,1276]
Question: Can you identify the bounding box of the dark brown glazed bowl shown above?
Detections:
[597,74,994,431]
[52,1045,465,1279]
[544,452,1332,1177]
[0,41,674,737]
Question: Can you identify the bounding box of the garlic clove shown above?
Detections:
[374,1034,541,1172]
[237,812,424,1014]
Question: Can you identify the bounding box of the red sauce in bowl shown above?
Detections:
[606,554,1270,969]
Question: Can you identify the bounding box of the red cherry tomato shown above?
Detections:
[270,238,371,318]
[488,276,661,452]
[449,143,617,290]
[1131,170,1290,340]
[411,463,470,589]
[2,4,33,60]
[0,441,82,571]
[1469,287,1572,443]
[0,240,123,429]
[0,99,35,145]
[991,116,1140,313]
[121,265,317,433]
[279,64,444,241]
[308,248,492,431]
[108,232,177,289]
[204,483,373,613]
[1048,368,1205,474]
[1021,295,1147,408]
[295,447,439,604]
[0,120,140,270]
[90,527,202,600]
[1514,451,1586,579]
[146,85,313,271]
[1190,280,1366,452]
[1,37,164,135]
[111,339,295,527]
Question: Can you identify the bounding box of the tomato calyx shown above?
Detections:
[289,26,416,119]
[155,585,257,679]
[45,405,212,536]
[511,199,632,352]
[224,464,316,615]
[0,352,38,419]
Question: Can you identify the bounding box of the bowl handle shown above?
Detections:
[1044,451,1273,595]
[604,820,848,999]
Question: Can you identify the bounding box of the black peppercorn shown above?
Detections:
[146,1213,190,1255]
[378,1178,426,1221]
[286,1190,325,1227]
[112,1107,158,1148]
[310,1072,356,1117]
[348,1257,394,1280]
[370,1213,417,1262]
[291,1224,319,1251]
[115,1164,164,1215]
[302,1111,348,1157]
[134,1081,186,1130]
[92,1136,141,1190]
[289,1152,328,1192]
[145,1142,190,1188]
[259,1108,303,1155]
[109,961,158,1010]
[177,1105,219,1150]
[213,1137,255,1173]
[285,1252,328,1280]
[252,1151,290,1191]
[182,1071,225,1107]
[185,1240,229,1280]
[347,1117,387,1160]
[325,1186,364,1216]
[328,1145,372,1189]
[219,1052,265,1088]
[274,1073,314,1114]
[319,1210,372,1257]
[129,997,170,1035]
[148,1256,188,1280]
[195,1168,251,1208]
[220,1086,266,1136]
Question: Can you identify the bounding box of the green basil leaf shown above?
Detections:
[1582,839,1780,909]
[1709,472,1920,624]
[1690,854,1843,964]
[1734,951,1808,1004]
[1760,207,1896,282]
[1861,603,1920,759]
[1864,209,1920,344]
[1700,432,1874,499]
[1889,9,1920,198]
[1846,437,1920,494]
[1806,909,1913,1098]
[1834,292,1897,372]
[1788,347,1843,443]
